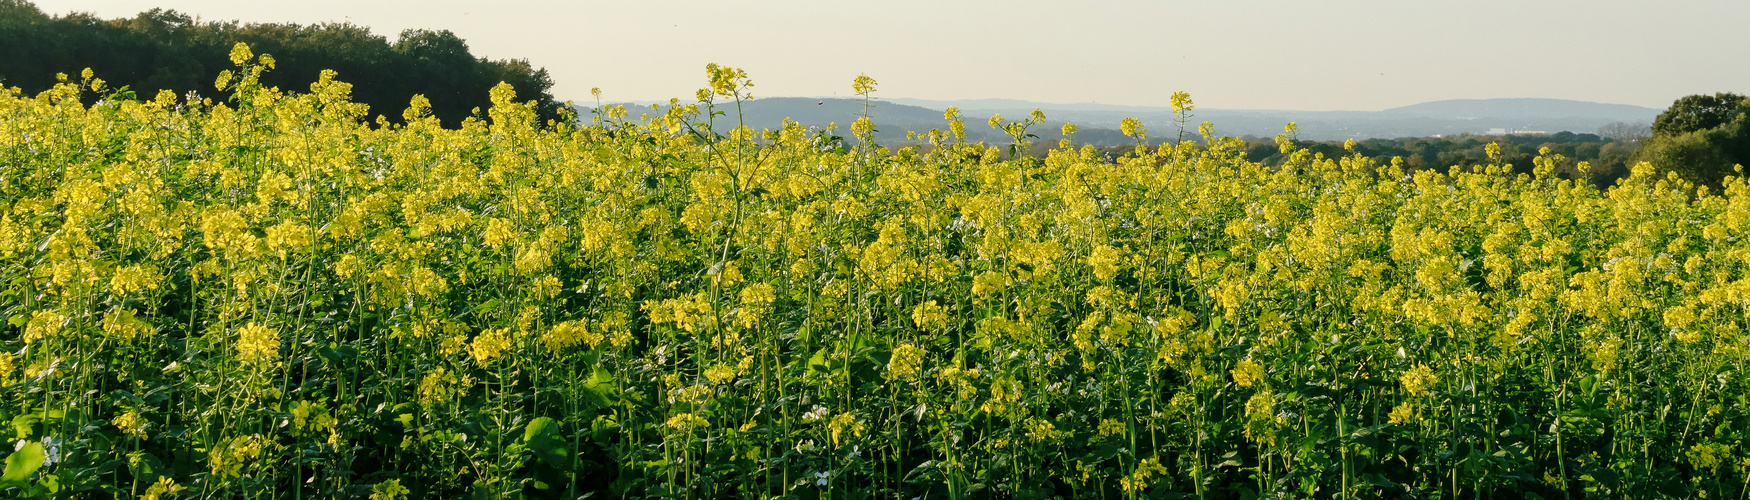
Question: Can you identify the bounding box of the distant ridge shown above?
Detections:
[889,97,1661,122]
[886,98,1175,113]
[583,97,1664,141]
[877,97,1662,140]
[1383,98,1662,121]
[717,97,945,128]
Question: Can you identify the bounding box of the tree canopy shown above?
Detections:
[1652,93,1747,136]
[1639,92,1750,185]
[0,0,561,126]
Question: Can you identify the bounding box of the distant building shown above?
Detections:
[1485,128,1548,136]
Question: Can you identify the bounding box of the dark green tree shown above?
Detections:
[0,0,560,127]
[1653,93,1747,136]
[1640,93,1750,185]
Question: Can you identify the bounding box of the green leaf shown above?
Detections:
[584,367,617,395]
[522,417,569,469]
[126,452,166,484]
[6,315,24,328]
[10,414,39,441]
[580,368,617,408]
[809,348,830,373]
[1362,473,1401,490]
[474,299,501,315]
[1217,450,1244,467]
[1088,443,1123,462]
[2,442,45,485]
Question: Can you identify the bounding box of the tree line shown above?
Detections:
[1232,96,1748,189]
[1242,131,1644,187]
[0,0,562,126]
[1085,98,1742,190]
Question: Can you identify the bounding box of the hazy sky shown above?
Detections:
[37,0,1750,110]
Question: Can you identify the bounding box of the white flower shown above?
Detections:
[41,436,62,467]
[814,471,830,486]
[801,404,829,422]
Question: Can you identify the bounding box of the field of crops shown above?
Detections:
[1,46,1747,499]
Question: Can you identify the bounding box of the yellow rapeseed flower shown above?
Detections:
[911,300,950,331]
[469,328,514,365]
[1120,117,1142,138]
[210,435,268,479]
[666,413,708,433]
[1232,358,1267,388]
[229,42,254,65]
[235,323,279,366]
[139,477,185,500]
[22,310,67,344]
[1400,364,1437,397]
[1170,91,1194,114]
[888,343,925,381]
[851,74,877,95]
[113,410,148,440]
[827,412,865,447]
[371,479,410,500]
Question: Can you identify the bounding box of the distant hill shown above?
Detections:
[722,97,946,129]
[884,97,1662,141]
[582,98,1022,144]
[584,97,1663,143]
[887,98,1174,113]
[1384,98,1661,121]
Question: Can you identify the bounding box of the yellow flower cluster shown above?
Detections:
[1231,358,1267,388]
[209,434,267,479]
[416,367,470,408]
[910,300,950,331]
[22,310,66,344]
[1400,364,1438,398]
[887,343,925,381]
[370,479,410,500]
[826,412,865,447]
[139,477,184,500]
[468,328,515,366]
[666,413,708,433]
[1119,457,1170,492]
[113,410,147,439]
[234,323,279,365]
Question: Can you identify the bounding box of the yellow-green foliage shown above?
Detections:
[0,46,1746,499]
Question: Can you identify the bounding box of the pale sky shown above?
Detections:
[36,0,1750,110]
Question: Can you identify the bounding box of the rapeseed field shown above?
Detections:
[1,45,1745,499]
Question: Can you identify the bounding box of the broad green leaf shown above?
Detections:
[2,442,45,484]
[522,417,569,468]
[809,348,830,373]
[10,414,38,441]
[580,367,616,408]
